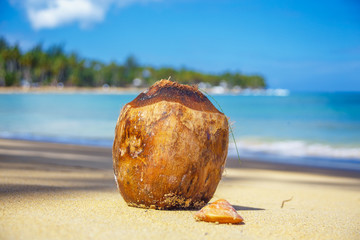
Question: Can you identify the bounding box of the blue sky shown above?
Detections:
[1,0,359,91]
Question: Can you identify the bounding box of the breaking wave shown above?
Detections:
[228,139,360,170]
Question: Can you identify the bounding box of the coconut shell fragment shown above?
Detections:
[194,199,244,224]
[112,80,229,209]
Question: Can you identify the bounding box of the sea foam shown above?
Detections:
[232,140,360,159]
[228,139,360,170]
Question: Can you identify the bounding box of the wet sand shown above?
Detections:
[0,139,359,239]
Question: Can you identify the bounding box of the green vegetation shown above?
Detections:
[0,37,266,88]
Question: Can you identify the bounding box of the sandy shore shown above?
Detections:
[0,139,359,239]
[0,86,144,94]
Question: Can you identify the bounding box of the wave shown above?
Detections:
[0,132,113,148]
[231,139,360,159]
[228,139,360,171]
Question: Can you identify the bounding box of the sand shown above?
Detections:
[0,139,359,240]
[0,86,143,94]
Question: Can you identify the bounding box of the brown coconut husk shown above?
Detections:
[112,80,229,209]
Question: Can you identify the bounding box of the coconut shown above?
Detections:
[112,80,229,209]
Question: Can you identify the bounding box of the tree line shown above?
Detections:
[0,37,266,89]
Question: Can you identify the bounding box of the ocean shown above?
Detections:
[1,91,359,170]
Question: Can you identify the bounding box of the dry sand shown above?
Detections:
[0,139,359,240]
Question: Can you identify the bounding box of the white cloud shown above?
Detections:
[14,0,161,30]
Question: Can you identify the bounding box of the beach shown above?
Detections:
[0,139,359,240]
[0,86,145,94]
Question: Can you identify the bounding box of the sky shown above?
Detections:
[0,0,359,91]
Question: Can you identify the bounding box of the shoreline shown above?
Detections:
[1,138,359,179]
[0,86,279,95]
[1,138,359,239]
[227,155,360,179]
[0,86,145,94]
[1,136,360,173]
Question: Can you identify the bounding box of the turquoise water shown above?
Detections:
[1,92,360,170]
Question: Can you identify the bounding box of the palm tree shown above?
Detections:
[51,55,67,85]
[0,37,9,86]
[37,52,51,84]
[1,44,21,85]
[20,51,35,83]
